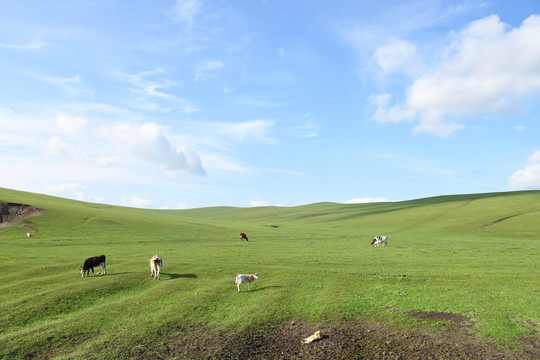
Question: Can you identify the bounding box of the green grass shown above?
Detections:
[0,188,539,359]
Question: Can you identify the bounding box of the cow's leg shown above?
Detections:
[102,262,106,275]
[237,282,241,292]
[91,267,95,276]
[248,282,251,291]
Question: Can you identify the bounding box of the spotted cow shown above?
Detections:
[235,273,259,292]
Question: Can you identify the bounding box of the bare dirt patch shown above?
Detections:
[0,200,44,229]
[137,320,539,360]
[409,311,472,326]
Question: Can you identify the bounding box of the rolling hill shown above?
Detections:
[0,187,538,359]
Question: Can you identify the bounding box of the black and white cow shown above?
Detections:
[80,255,106,277]
[371,236,387,247]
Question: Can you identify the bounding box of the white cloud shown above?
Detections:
[345,197,389,204]
[374,40,416,73]
[177,202,188,209]
[56,115,88,134]
[103,122,206,176]
[44,183,87,201]
[371,14,540,136]
[195,60,224,81]
[47,136,90,163]
[95,156,121,167]
[129,196,152,208]
[250,198,269,207]
[509,150,540,190]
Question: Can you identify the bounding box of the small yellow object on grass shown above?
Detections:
[302,330,322,344]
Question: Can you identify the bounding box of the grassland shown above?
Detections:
[0,187,539,359]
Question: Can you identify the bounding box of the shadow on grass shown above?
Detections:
[246,285,283,292]
[165,273,198,279]
[98,272,134,276]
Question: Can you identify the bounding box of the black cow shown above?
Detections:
[80,255,106,277]
[239,232,248,241]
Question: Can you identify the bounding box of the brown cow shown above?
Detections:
[239,232,248,241]
[149,255,163,280]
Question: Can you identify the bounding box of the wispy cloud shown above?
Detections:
[195,60,224,81]
[117,68,198,113]
[168,0,201,27]
[0,38,47,50]
[32,74,92,97]
[207,120,276,144]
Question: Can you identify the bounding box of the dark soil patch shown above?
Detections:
[0,200,44,229]
[137,320,539,360]
[409,311,472,326]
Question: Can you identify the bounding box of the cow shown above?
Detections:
[239,232,248,241]
[371,236,387,247]
[149,255,163,280]
[26,232,32,237]
[80,255,106,277]
[235,273,259,292]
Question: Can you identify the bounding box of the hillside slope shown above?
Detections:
[0,187,539,359]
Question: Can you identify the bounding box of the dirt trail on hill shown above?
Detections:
[0,200,44,228]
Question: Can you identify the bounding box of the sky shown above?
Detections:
[1,0,540,209]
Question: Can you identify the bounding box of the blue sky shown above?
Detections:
[1,0,540,209]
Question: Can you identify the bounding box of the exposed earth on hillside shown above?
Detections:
[135,317,539,360]
[0,200,44,229]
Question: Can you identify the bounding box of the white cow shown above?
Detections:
[371,236,387,247]
[149,255,163,280]
[235,273,259,292]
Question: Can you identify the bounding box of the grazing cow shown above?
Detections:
[235,273,259,292]
[371,236,387,247]
[26,232,31,237]
[80,255,106,277]
[239,232,249,241]
[149,255,163,280]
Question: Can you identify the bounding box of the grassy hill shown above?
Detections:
[0,187,538,359]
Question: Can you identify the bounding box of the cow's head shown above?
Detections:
[80,268,86,277]
[253,273,259,279]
